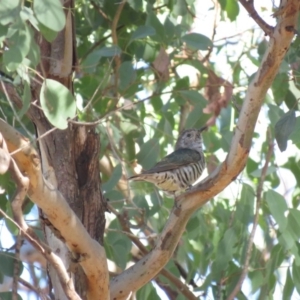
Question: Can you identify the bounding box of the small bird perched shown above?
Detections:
[129,127,207,196]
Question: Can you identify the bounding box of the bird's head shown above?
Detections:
[175,126,207,152]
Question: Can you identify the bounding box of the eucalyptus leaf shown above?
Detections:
[18,81,31,118]
[136,138,160,170]
[130,25,155,42]
[98,46,122,57]
[119,61,136,90]
[0,252,23,277]
[275,110,296,151]
[3,26,31,72]
[283,268,294,300]
[34,0,65,32]
[292,260,300,294]
[102,164,122,192]
[38,22,58,42]
[0,0,20,25]
[146,11,165,42]
[0,292,22,300]
[182,33,212,50]
[266,190,288,231]
[40,79,76,129]
[226,0,240,21]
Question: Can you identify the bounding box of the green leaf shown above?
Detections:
[18,81,31,118]
[182,33,212,50]
[81,50,103,73]
[119,61,136,90]
[106,221,132,270]
[130,25,155,42]
[186,215,200,239]
[3,25,32,72]
[275,110,296,152]
[38,22,58,42]
[112,241,131,270]
[226,0,240,21]
[178,91,208,128]
[33,0,66,32]
[268,104,284,124]
[250,166,277,177]
[0,0,20,25]
[293,259,300,294]
[136,138,160,169]
[147,287,160,300]
[0,292,22,300]
[5,202,18,235]
[249,270,264,292]
[137,284,156,299]
[286,209,300,241]
[213,228,237,277]
[0,252,23,277]
[266,190,288,231]
[98,46,122,57]
[236,183,254,224]
[173,0,188,16]
[40,79,76,129]
[0,24,8,44]
[272,73,289,105]
[146,11,165,42]
[178,90,207,105]
[102,164,122,192]
[20,6,39,31]
[284,89,298,110]
[283,268,294,299]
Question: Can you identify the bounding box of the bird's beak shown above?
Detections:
[199,126,208,132]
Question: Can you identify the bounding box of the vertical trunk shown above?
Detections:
[28,0,106,298]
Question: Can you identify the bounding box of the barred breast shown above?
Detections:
[139,159,205,196]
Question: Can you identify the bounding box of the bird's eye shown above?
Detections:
[186,133,191,138]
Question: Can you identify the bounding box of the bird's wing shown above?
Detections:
[142,148,202,174]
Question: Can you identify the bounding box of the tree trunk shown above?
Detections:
[27,0,106,298]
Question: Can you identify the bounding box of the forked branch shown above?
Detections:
[110,1,299,298]
[239,0,274,36]
[0,123,109,300]
[0,136,81,300]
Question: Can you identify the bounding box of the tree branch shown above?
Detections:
[239,0,274,36]
[110,1,299,298]
[18,277,50,300]
[109,204,198,300]
[0,136,81,300]
[227,129,273,300]
[0,122,109,300]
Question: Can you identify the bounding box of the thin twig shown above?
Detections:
[105,122,136,207]
[239,0,274,36]
[1,81,32,138]
[111,0,127,96]
[200,0,219,63]
[9,127,57,156]
[83,59,114,112]
[12,233,22,300]
[18,277,50,300]
[227,129,273,300]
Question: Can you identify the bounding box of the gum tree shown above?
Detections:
[0,0,300,299]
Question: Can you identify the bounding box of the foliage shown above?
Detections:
[0,0,300,299]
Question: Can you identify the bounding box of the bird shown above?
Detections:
[129,127,206,196]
